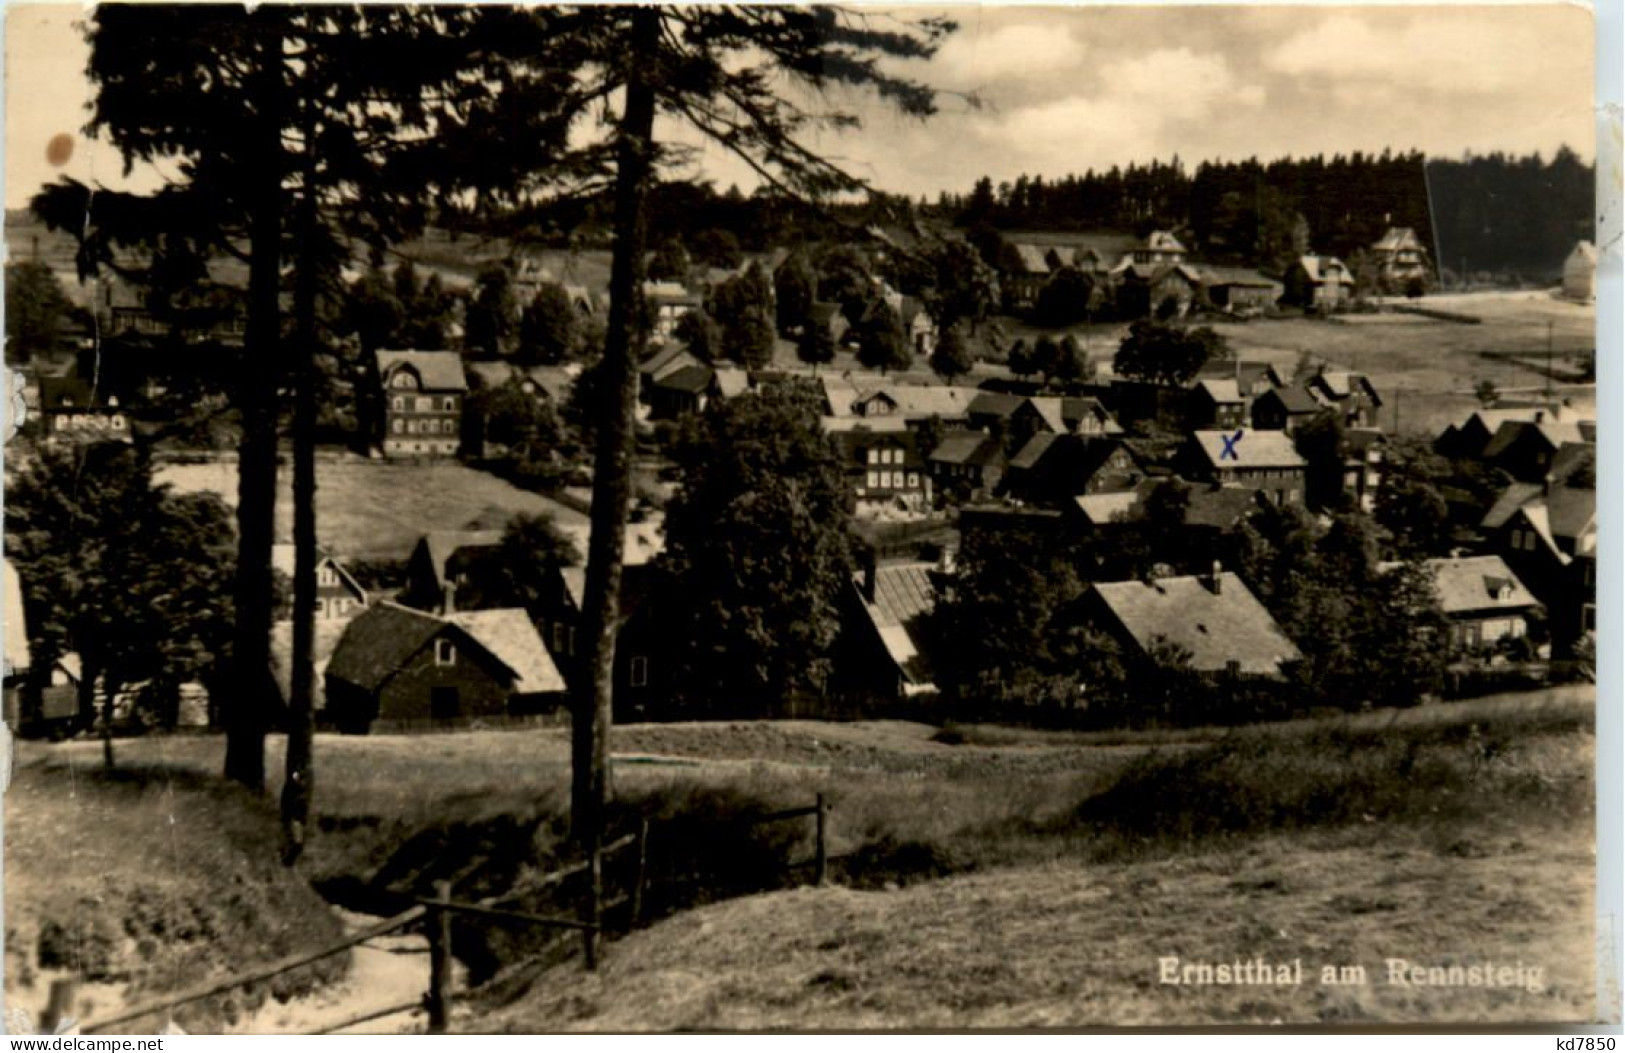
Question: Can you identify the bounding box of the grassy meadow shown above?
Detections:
[154,458,588,560]
[4,686,1596,1030]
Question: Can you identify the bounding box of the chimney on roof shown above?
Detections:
[441,580,457,615]
[1206,560,1223,595]
[860,548,877,603]
[1534,410,1545,424]
[938,546,957,575]
[1542,473,1553,498]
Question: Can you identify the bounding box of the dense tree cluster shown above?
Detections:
[945,148,1592,279]
[656,384,853,713]
[6,442,237,760]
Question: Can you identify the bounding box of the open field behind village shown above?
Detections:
[154,458,588,561]
[4,686,1597,1030]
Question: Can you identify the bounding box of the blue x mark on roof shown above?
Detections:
[1220,429,1245,461]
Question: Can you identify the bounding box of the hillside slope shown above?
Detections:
[484,824,1593,1030]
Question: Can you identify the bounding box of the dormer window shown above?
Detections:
[435,638,456,666]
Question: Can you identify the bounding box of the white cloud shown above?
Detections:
[1264,14,1557,97]
[1107,47,1266,121]
[927,22,1088,85]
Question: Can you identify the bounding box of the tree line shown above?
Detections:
[944,147,1593,279]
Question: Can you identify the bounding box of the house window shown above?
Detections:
[907,472,919,488]
[319,565,337,587]
[427,419,440,434]
[435,638,456,666]
[630,656,648,688]
[442,397,456,411]
[416,396,432,412]
[392,371,417,389]
[867,471,879,488]
[111,415,126,430]
[392,397,405,412]
[392,419,404,434]
[867,449,881,465]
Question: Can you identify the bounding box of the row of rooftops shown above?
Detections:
[857,548,1540,697]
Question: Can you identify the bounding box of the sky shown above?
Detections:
[2,3,1597,211]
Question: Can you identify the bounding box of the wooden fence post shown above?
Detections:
[630,818,650,931]
[426,880,452,1034]
[583,843,602,972]
[41,978,78,1034]
[815,793,829,887]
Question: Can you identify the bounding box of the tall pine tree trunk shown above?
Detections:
[224,18,285,792]
[282,94,320,863]
[571,6,659,845]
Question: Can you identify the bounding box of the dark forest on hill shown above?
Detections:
[942,148,1594,281]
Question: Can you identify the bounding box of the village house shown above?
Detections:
[1001,434,1142,506]
[900,296,937,356]
[534,557,664,720]
[1479,449,1596,653]
[1188,378,1248,430]
[270,544,368,621]
[1282,255,1356,309]
[835,427,932,518]
[1182,429,1308,507]
[999,243,1052,311]
[1199,267,1282,314]
[1478,413,1593,483]
[1370,227,1433,289]
[966,392,1122,440]
[1434,403,1580,460]
[1082,566,1302,685]
[839,558,941,703]
[1306,371,1384,428]
[927,429,1007,499]
[645,281,703,343]
[1069,482,1267,573]
[400,530,505,613]
[1342,428,1387,513]
[1249,384,1324,433]
[1412,555,1542,655]
[36,377,131,444]
[374,349,466,458]
[324,601,566,732]
[821,375,981,427]
[645,363,750,419]
[1112,262,1204,319]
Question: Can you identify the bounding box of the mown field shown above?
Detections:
[154,457,588,560]
[4,686,1597,1031]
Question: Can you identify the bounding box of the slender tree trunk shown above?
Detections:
[572,6,659,844]
[282,92,320,864]
[99,671,117,770]
[224,18,285,792]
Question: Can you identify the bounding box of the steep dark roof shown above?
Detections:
[1257,385,1322,415]
[968,392,1025,419]
[1007,432,1058,471]
[656,364,715,394]
[929,429,1001,467]
[326,603,449,692]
